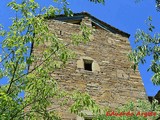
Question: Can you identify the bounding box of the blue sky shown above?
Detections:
[0,0,160,96]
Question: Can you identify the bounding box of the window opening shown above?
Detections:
[84,117,93,120]
[66,20,82,25]
[83,59,93,71]
[84,119,92,120]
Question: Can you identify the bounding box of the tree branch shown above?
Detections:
[8,49,57,87]
[0,50,14,63]
[6,59,19,94]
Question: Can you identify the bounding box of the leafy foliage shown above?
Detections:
[128,17,160,85]
[156,0,160,11]
[94,100,160,120]
[0,0,99,119]
[89,0,105,4]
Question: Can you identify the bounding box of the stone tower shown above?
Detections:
[33,12,147,120]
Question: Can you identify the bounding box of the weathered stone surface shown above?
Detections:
[117,69,129,80]
[32,13,147,119]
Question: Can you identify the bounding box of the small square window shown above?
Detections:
[84,117,93,120]
[83,59,93,71]
[84,119,92,120]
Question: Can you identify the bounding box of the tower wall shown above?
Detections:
[32,16,147,119]
[49,17,146,103]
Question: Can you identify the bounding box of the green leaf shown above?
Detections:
[30,0,34,3]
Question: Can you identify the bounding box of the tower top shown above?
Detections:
[48,12,130,38]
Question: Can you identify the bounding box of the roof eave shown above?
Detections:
[50,12,130,38]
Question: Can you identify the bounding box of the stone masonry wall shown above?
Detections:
[32,17,147,119]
